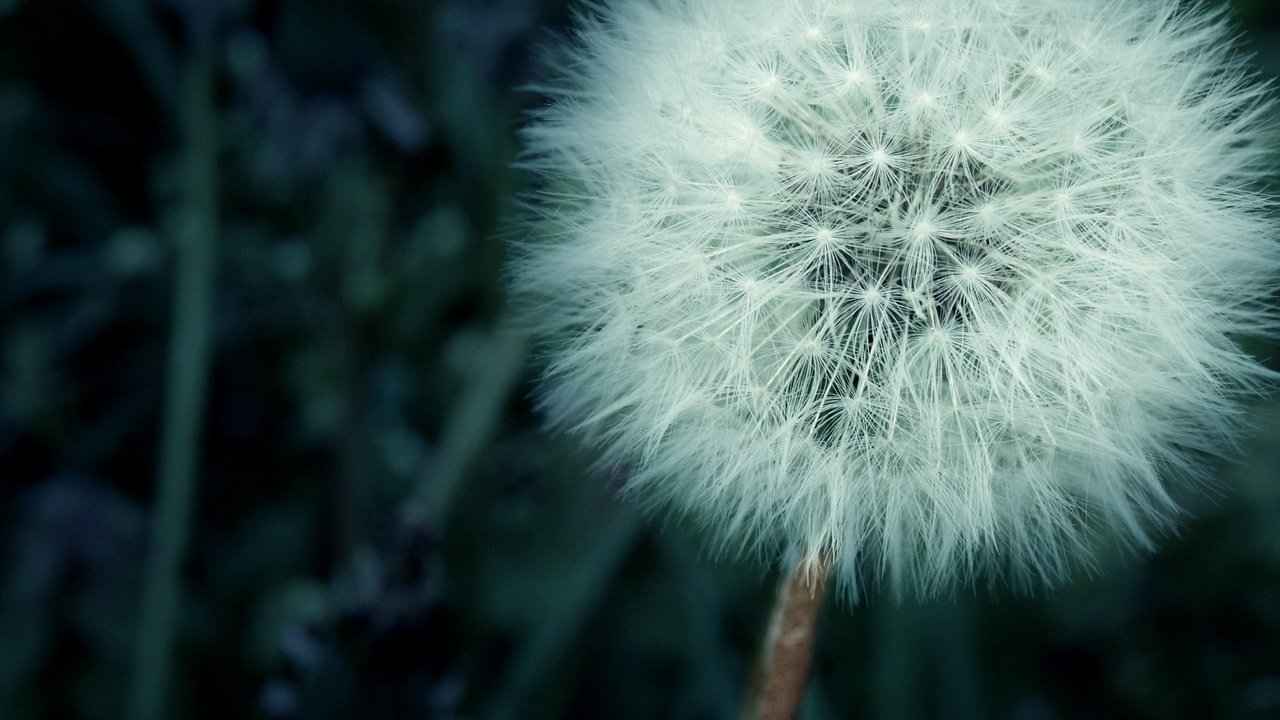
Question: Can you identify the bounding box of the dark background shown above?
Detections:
[1,0,1279,718]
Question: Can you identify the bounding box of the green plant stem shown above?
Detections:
[872,599,919,720]
[482,511,641,720]
[414,326,527,530]
[660,535,739,717]
[130,33,218,720]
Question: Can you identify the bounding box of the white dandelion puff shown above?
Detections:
[512,0,1279,599]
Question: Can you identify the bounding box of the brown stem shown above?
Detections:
[742,554,830,720]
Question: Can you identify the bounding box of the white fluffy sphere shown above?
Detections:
[512,0,1278,597]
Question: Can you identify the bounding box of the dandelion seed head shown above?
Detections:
[513,0,1279,599]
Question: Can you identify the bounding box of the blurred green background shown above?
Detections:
[1,0,1278,718]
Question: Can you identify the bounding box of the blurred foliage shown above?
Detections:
[0,0,1277,719]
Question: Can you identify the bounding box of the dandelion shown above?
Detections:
[513,0,1275,709]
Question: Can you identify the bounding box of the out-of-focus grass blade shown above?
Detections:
[416,326,527,531]
[481,510,642,720]
[659,535,739,719]
[84,0,178,112]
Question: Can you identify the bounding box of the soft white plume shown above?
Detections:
[512,0,1278,598]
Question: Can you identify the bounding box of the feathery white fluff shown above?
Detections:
[512,0,1278,598]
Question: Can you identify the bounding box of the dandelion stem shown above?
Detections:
[130,25,217,720]
[742,554,829,720]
